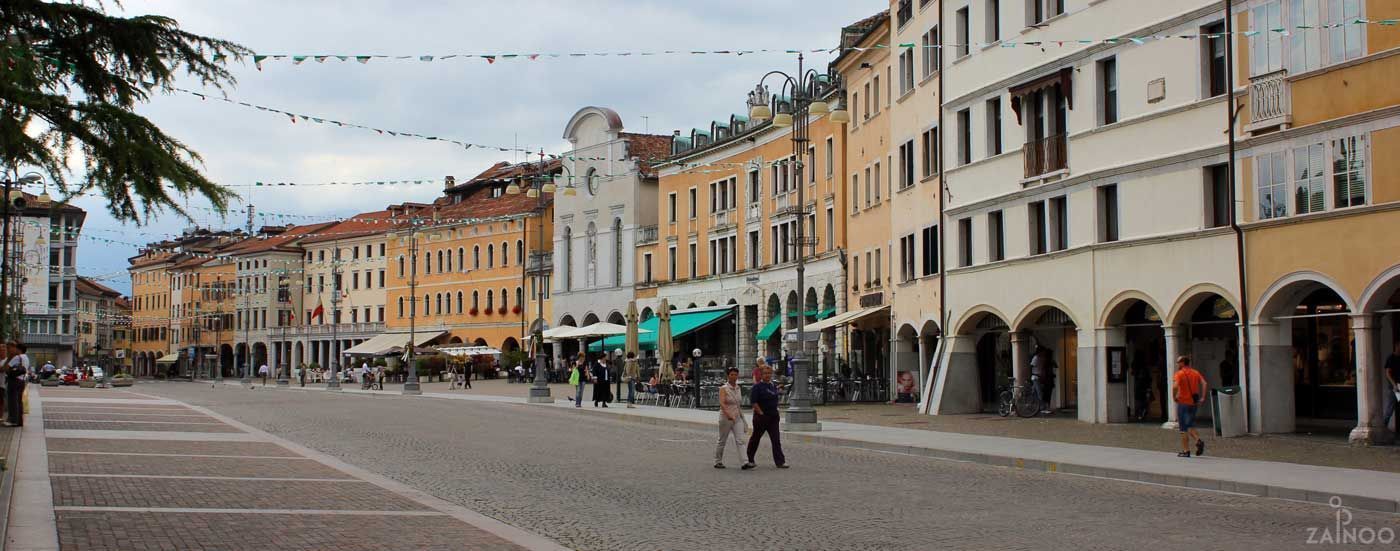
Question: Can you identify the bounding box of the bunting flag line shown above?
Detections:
[242,19,1398,69]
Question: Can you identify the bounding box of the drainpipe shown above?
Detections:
[1224,0,1253,430]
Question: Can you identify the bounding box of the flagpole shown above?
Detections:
[327,242,342,390]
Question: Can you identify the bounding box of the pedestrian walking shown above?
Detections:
[1032,346,1057,414]
[592,354,613,407]
[570,353,587,408]
[1382,341,1400,432]
[715,367,747,468]
[5,342,30,427]
[1173,355,1208,458]
[258,363,269,386]
[623,351,640,408]
[298,364,306,387]
[742,364,787,470]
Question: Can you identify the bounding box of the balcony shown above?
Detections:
[711,209,735,231]
[746,202,762,222]
[292,322,384,337]
[636,225,658,245]
[21,333,77,346]
[1022,133,1067,179]
[49,265,77,278]
[526,251,553,275]
[1246,69,1292,134]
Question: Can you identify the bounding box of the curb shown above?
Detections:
[0,423,21,550]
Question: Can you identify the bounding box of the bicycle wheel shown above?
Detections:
[1015,389,1040,418]
[997,390,1014,417]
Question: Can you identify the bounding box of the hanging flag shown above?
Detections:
[311,301,324,321]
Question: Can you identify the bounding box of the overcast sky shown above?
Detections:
[65,1,882,294]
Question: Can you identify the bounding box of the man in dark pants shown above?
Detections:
[743,365,787,470]
[6,342,30,427]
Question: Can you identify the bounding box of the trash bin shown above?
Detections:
[1210,386,1246,438]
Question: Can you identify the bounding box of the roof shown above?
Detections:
[15,191,85,216]
[127,252,176,270]
[833,10,890,67]
[620,133,674,178]
[299,211,410,245]
[220,221,338,253]
[75,277,123,298]
[171,256,211,270]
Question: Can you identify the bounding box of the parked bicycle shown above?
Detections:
[997,375,1044,418]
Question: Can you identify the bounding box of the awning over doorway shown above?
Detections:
[802,304,890,333]
[155,353,180,364]
[591,306,734,352]
[760,308,836,341]
[756,315,782,341]
[343,331,448,356]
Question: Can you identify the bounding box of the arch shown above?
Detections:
[1358,263,1400,313]
[559,314,578,327]
[822,284,837,310]
[449,336,464,344]
[707,301,718,307]
[1012,298,1082,331]
[472,338,488,347]
[954,305,1013,335]
[726,298,737,305]
[686,303,698,309]
[1165,283,1242,327]
[502,337,520,353]
[582,312,601,326]
[766,294,781,318]
[561,106,624,140]
[1253,271,1356,319]
[1100,290,1167,327]
[606,311,625,325]
[252,342,268,369]
[290,342,302,369]
[640,307,655,321]
[897,323,920,339]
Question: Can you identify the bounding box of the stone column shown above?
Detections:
[1348,314,1392,445]
[1010,332,1029,387]
[1162,325,1179,430]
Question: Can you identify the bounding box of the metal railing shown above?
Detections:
[1247,69,1291,132]
[526,251,552,274]
[746,202,763,222]
[1023,133,1067,178]
[293,322,384,337]
[711,209,734,230]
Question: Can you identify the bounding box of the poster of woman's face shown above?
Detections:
[896,371,916,394]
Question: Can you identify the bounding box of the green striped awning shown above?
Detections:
[590,306,734,352]
[756,315,782,341]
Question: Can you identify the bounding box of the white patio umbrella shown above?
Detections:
[656,299,675,384]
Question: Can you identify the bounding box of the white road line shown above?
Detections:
[52,506,446,516]
[47,451,306,460]
[49,474,358,482]
[44,412,209,418]
[38,398,178,405]
[42,430,258,441]
[43,419,223,425]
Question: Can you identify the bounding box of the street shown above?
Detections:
[120,382,1394,550]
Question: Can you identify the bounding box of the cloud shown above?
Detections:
[69,0,883,293]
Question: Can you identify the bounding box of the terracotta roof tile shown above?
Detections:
[620,133,674,178]
[76,277,123,298]
[298,210,413,245]
[221,221,339,253]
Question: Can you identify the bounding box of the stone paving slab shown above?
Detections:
[51,477,431,511]
[47,454,354,479]
[45,438,296,456]
[43,406,197,414]
[54,510,523,551]
[43,421,243,433]
[43,414,219,423]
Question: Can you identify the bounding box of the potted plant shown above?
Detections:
[469,307,479,316]
[497,306,507,315]
[110,373,136,387]
[511,305,521,314]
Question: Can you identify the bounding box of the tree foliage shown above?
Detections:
[0,0,249,222]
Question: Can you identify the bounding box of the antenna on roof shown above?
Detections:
[642,115,650,133]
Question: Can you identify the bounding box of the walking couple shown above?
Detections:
[715,364,787,470]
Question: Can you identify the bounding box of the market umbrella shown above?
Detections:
[656,299,675,384]
[624,301,640,384]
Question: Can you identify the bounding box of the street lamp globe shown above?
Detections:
[808,100,830,116]
[526,187,539,198]
[829,108,850,124]
[563,185,577,196]
[541,182,557,194]
[771,112,794,128]
[749,103,772,122]
[506,182,522,195]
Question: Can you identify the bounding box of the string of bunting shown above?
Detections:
[242,19,1398,69]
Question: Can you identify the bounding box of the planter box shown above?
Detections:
[111,378,135,388]
[40,379,61,387]
[78,380,97,388]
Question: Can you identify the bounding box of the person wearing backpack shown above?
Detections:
[1173,355,1208,458]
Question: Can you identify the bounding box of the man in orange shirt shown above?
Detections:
[1173,356,1207,457]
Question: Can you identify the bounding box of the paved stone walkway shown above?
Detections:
[9,386,566,551]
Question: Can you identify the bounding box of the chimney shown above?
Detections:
[444,175,456,190]
[673,130,681,137]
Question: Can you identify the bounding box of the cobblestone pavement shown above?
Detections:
[377,378,1400,473]
[138,381,1400,551]
[25,386,546,550]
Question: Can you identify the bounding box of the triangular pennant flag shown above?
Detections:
[356,56,371,64]
[484,56,496,64]
[314,56,328,63]
[292,56,307,64]
[420,55,433,62]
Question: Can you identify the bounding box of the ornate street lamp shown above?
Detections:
[745,54,845,432]
[527,154,565,404]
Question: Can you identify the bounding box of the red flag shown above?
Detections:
[311,301,324,321]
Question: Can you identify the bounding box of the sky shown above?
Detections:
[62,0,884,294]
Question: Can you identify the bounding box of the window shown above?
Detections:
[850,174,860,212]
[473,246,481,269]
[872,74,881,114]
[1326,0,1363,65]
[899,234,916,282]
[863,168,871,207]
[747,230,760,269]
[1098,57,1118,125]
[922,225,939,276]
[957,109,972,165]
[852,255,860,291]
[500,241,509,267]
[986,98,1003,155]
[668,246,677,280]
[1204,22,1227,98]
[1029,201,1048,255]
[1205,164,1232,228]
[898,140,915,190]
[352,271,360,290]
[1027,0,1064,26]
[852,91,860,123]
[643,253,653,283]
[825,207,834,251]
[688,187,698,219]
[688,243,697,279]
[397,297,404,318]
[825,138,834,179]
[378,243,385,257]
[985,0,1001,43]
[668,192,678,223]
[456,291,463,313]
[1098,185,1119,243]
[988,210,1005,261]
[516,240,524,265]
[1256,150,1288,219]
[958,218,973,267]
[873,162,882,202]
[457,247,464,272]
[1049,196,1068,251]
[424,252,432,275]
[1250,2,1284,76]
[1332,134,1366,208]
[864,251,872,287]
[921,127,938,178]
[1294,143,1327,214]
[863,83,871,120]
[808,147,816,184]
[955,7,970,58]
[899,50,915,96]
[922,26,940,78]
[748,169,760,203]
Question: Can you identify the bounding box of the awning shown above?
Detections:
[802,304,890,333]
[438,346,502,356]
[1010,67,1074,124]
[590,305,734,352]
[155,353,180,364]
[756,315,782,341]
[344,331,447,356]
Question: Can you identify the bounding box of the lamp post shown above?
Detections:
[403,224,422,395]
[746,53,846,432]
[525,153,561,404]
[327,247,344,391]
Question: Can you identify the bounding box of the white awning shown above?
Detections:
[802,305,890,333]
[155,353,180,364]
[343,331,447,356]
[438,346,502,357]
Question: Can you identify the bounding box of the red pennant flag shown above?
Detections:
[311,301,324,321]
[484,56,496,64]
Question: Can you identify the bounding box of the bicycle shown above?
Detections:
[996,376,1044,418]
